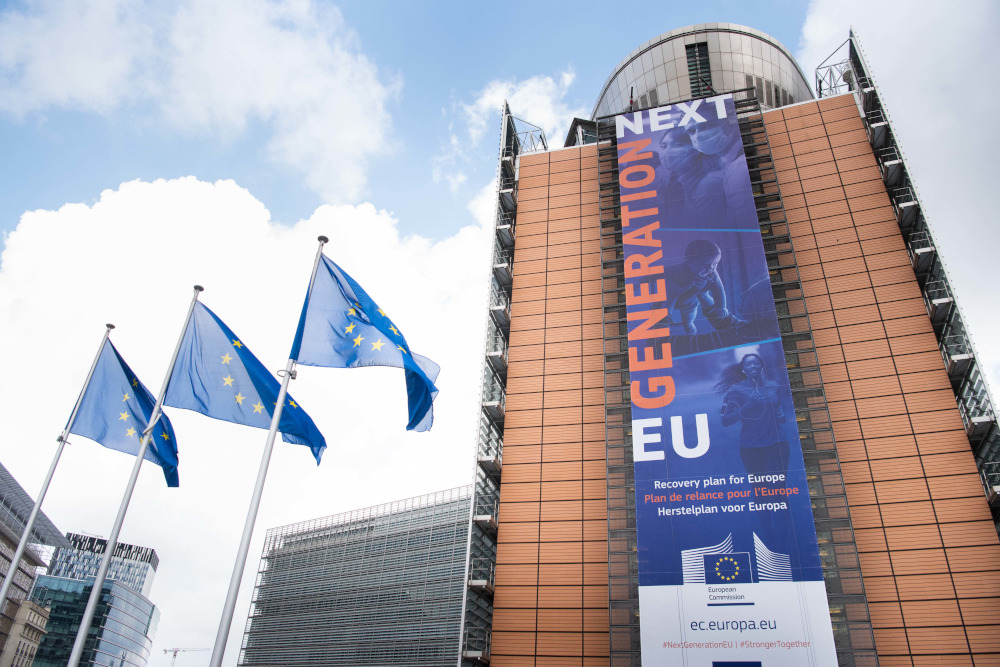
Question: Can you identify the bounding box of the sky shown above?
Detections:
[1,0,999,665]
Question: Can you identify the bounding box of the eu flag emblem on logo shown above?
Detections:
[704,552,753,583]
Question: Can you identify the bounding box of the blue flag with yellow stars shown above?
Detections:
[290,254,440,432]
[164,302,326,464]
[69,340,180,487]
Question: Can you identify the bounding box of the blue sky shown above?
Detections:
[0,1,810,240]
[1,1,998,664]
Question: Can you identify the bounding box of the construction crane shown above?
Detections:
[163,648,209,667]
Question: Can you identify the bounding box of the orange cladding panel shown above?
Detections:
[762,98,1000,664]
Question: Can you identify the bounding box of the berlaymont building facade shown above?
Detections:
[238,23,1000,667]
[462,22,1000,667]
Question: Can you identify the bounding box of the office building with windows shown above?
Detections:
[0,600,49,667]
[30,535,160,667]
[239,486,474,667]
[460,23,1000,667]
[46,534,158,598]
[30,576,158,667]
[0,462,67,666]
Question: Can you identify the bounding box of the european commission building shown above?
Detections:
[240,24,1000,667]
[238,487,472,667]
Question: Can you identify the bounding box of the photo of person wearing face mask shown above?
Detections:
[662,239,747,335]
[686,117,751,226]
[655,127,726,226]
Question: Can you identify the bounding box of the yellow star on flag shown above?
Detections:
[122,393,130,402]
[397,345,408,354]
[221,353,233,365]
[345,322,356,334]
[235,392,245,405]
[353,334,364,347]
[347,307,356,316]
[126,427,136,438]
[289,399,297,409]
[232,340,243,348]
[160,432,170,441]
[223,375,235,387]
[371,339,385,351]
[131,378,138,388]
[253,401,264,414]
[377,307,385,316]
[118,412,129,422]
[389,325,399,336]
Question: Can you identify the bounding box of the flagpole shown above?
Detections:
[68,287,204,667]
[0,324,115,616]
[209,235,328,667]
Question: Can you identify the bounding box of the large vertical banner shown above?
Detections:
[616,95,837,666]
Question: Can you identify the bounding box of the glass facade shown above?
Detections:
[591,23,813,118]
[685,42,712,97]
[48,534,158,598]
[239,486,472,667]
[31,576,158,667]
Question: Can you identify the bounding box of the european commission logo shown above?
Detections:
[703,552,753,583]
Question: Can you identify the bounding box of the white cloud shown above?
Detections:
[463,69,584,148]
[468,177,499,228]
[0,0,397,202]
[797,0,1000,379]
[0,178,491,664]
[431,130,470,193]
[0,0,154,114]
[432,69,586,198]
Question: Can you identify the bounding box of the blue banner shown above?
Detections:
[617,95,837,666]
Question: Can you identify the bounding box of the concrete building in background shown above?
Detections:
[0,601,49,667]
[0,462,68,667]
[460,23,1000,667]
[239,486,474,667]
[30,536,160,667]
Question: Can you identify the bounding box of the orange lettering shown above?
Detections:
[629,341,673,371]
[627,308,670,340]
[621,204,658,228]
[627,279,667,304]
[625,251,663,279]
[621,164,655,188]
[622,190,655,202]
[623,222,660,248]
[632,376,676,409]
[617,138,653,164]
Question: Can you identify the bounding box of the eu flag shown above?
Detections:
[69,340,180,487]
[703,552,754,584]
[164,302,326,464]
[290,254,440,432]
